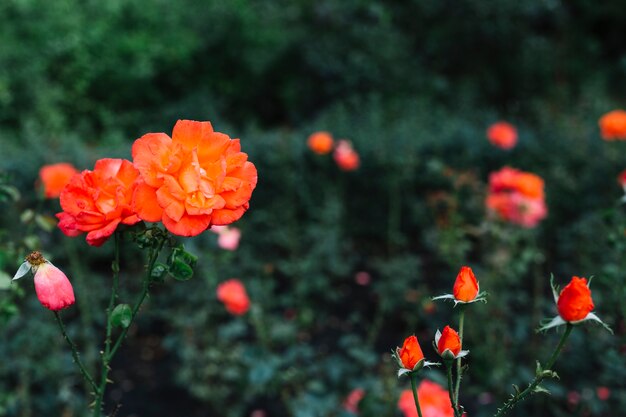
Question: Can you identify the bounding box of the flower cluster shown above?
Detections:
[54,120,257,245]
[599,109,626,140]
[485,166,547,228]
[486,121,517,150]
[307,131,360,171]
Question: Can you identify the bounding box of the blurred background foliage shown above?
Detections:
[0,0,625,416]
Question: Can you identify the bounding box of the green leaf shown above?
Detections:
[111,304,132,328]
[0,271,11,290]
[150,262,168,283]
[168,260,194,281]
[533,385,551,395]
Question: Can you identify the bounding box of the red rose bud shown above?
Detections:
[453,266,479,302]
[435,326,468,361]
[557,276,594,322]
[13,251,75,311]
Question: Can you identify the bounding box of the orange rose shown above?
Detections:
[453,266,479,302]
[487,121,517,150]
[131,120,258,236]
[435,325,465,359]
[39,163,78,198]
[216,279,250,315]
[307,131,334,155]
[56,159,141,246]
[599,110,626,140]
[396,335,425,371]
[334,140,360,171]
[557,276,594,322]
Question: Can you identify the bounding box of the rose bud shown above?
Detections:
[433,266,486,306]
[393,335,439,377]
[13,251,75,311]
[434,326,468,360]
[539,275,612,333]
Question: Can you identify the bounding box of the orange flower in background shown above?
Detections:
[132,120,258,237]
[334,140,360,171]
[453,266,479,302]
[39,163,78,198]
[307,131,334,155]
[599,109,626,140]
[557,276,595,322]
[56,159,141,246]
[398,380,453,417]
[487,121,518,150]
[13,251,75,311]
[217,279,250,315]
[435,326,467,360]
[486,166,547,228]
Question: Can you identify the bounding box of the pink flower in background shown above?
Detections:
[211,225,242,250]
[217,279,250,315]
[334,140,360,171]
[487,121,518,150]
[486,167,547,227]
[355,271,371,286]
[596,386,610,401]
[398,380,453,417]
[343,388,365,414]
[13,251,75,311]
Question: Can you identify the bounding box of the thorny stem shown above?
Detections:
[445,362,460,417]
[453,309,465,413]
[53,311,99,394]
[92,232,166,417]
[410,373,424,417]
[494,324,573,417]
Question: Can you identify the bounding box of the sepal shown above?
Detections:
[12,262,31,281]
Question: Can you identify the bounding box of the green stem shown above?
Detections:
[92,232,122,417]
[410,373,424,417]
[109,238,163,358]
[493,324,573,417]
[445,363,460,417]
[53,311,99,394]
[453,310,465,409]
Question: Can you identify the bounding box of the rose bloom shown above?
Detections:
[132,120,258,236]
[57,159,141,246]
[13,251,75,311]
[39,163,78,198]
[217,279,250,315]
[557,276,595,322]
[599,109,626,140]
[486,192,547,228]
[333,140,360,171]
[487,121,518,150]
[486,167,547,227]
[397,335,425,370]
[307,131,334,155]
[453,266,479,302]
[398,380,453,417]
[343,388,365,414]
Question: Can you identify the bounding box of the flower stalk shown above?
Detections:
[494,324,573,417]
[410,373,424,417]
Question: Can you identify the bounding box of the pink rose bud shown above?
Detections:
[13,251,75,311]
